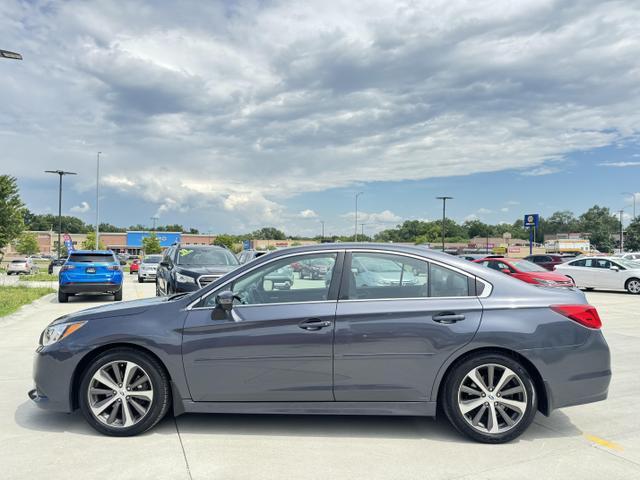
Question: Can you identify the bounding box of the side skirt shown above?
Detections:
[176,400,437,417]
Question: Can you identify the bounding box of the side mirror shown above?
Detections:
[610,265,620,272]
[159,260,169,268]
[120,260,127,266]
[215,290,236,311]
[501,268,511,274]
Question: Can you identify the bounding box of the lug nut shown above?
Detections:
[497,393,501,397]
[127,387,131,391]
[484,402,489,406]
[126,396,130,400]
[112,391,116,394]
[481,393,485,397]
[118,384,122,387]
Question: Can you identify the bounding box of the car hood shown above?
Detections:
[51,296,175,324]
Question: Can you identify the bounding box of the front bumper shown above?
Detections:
[59,283,122,294]
[138,271,157,279]
[175,281,200,293]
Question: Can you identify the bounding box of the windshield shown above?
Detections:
[67,254,115,263]
[143,255,162,264]
[176,248,239,266]
[617,259,640,269]
[511,260,547,272]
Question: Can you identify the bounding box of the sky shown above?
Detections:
[1,0,640,237]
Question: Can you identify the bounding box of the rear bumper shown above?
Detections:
[59,283,122,294]
[520,330,611,413]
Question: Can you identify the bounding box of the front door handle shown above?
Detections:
[432,312,466,324]
[298,318,332,330]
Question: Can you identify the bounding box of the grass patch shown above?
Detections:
[18,273,58,282]
[0,286,55,317]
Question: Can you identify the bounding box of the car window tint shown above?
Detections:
[347,253,428,300]
[224,253,337,306]
[570,259,586,267]
[430,263,470,297]
[68,254,115,263]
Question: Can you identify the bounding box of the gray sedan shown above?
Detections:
[29,244,610,443]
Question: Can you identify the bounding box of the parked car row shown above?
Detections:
[6,257,38,275]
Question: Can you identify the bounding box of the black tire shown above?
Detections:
[625,278,640,295]
[442,352,537,444]
[58,290,69,303]
[584,287,594,291]
[138,276,143,283]
[78,348,171,437]
[155,282,161,296]
[114,288,123,301]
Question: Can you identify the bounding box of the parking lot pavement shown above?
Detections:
[1,281,639,479]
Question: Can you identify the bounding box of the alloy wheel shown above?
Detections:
[457,363,527,434]
[627,279,640,294]
[87,360,154,428]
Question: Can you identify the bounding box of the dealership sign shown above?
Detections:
[63,233,74,252]
[126,231,181,248]
[523,214,539,228]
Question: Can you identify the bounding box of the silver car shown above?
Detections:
[29,244,610,443]
[137,254,163,283]
[7,257,37,275]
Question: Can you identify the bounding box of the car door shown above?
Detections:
[333,251,483,402]
[589,258,618,289]
[182,250,344,402]
[558,258,589,287]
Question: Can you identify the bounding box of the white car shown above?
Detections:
[613,252,640,261]
[138,254,163,283]
[554,256,640,294]
[6,258,37,275]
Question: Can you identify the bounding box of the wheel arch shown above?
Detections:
[624,277,640,293]
[70,342,173,411]
[433,346,551,416]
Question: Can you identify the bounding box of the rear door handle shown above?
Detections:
[432,312,466,324]
[298,318,332,330]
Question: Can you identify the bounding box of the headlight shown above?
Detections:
[40,321,86,346]
[534,278,558,286]
[175,272,195,284]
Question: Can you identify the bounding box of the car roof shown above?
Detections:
[69,250,114,254]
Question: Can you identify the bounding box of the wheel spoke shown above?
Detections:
[106,402,120,424]
[129,374,149,390]
[122,362,137,389]
[499,397,527,414]
[122,400,135,427]
[128,398,147,416]
[96,369,119,391]
[90,387,114,396]
[496,404,515,426]
[90,394,117,416]
[487,365,495,390]
[129,389,153,402]
[460,385,482,396]
[471,404,487,426]
[460,397,485,415]
[112,363,123,384]
[487,403,500,433]
[494,367,516,395]
[500,385,524,397]
[468,368,489,394]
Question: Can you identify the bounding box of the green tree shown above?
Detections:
[16,232,39,255]
[212,234,236,250]
[0,176,25,259]
[142,233,162,254]
[251,227,286,240]
[156,224,185,232]
[82,231,106,250]
[98,223,126,233]
[625,217,640,251]
[24,211,90,233]
[579,205,620,252]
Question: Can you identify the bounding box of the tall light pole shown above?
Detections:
[95,152,101,249]
[360,223,369,240]
[623,192,637,219]
[436,196,453,252]
[45,170,77,259]
[151,215,159,231]
[354,192,364,242]
[320,220,325,240]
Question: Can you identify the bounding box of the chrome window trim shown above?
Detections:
[186,249,343,310]
[197,274,223,288]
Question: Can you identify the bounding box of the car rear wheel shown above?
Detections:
[114,289,123,301]
[442,353,537,443]
[138,276,143,283]
[58,290,69,303]
[626,278,640,294]
[78,349,171,436]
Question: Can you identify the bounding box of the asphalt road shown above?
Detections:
[1,274,639,479]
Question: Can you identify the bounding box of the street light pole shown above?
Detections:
[44,170,77,259]
[95,152,101,249]
[354,192,363,242]
[436,196,453,252]
[320,220,325,240]
[151,215,159,231]
[619,209,625,253]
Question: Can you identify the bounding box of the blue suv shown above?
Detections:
[58,250,124,303]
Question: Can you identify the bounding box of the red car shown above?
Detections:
[523,254,569,271]
[129,259,140,274]
[474,257,574,287]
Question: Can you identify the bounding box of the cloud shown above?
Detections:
[506,200,520,206]
[477,208,492,214]
[599,161,640,167]
[341,209,402,225]
[70,201,90,213]
[298,209,318,218]
[464,214,479,222]
[500,207,509,212]
[2,0,640,232]
[520,166,561,176]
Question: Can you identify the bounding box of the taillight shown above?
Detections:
[551,304,602,329]
[108,265,121,271]
[61,265,75,271]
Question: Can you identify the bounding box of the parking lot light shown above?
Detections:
[45,170,77,259]
[436,196,453,252]
[0,49,22,60]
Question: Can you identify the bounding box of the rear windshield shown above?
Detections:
[143,255,163,264]
[68,254,115,263]
[176,248,239,266]
[11,259,25,263]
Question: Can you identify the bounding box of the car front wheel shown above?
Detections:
[78,349,171,436]
[442,353,537,443]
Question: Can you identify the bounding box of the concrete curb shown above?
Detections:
[0,292,57,325]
